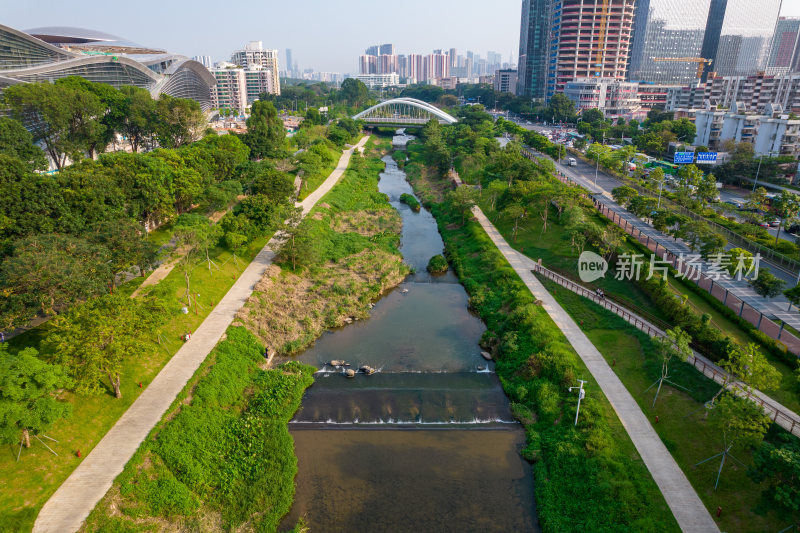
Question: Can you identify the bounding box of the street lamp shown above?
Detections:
[569,380,587,426]
[752,150,776,192]
[594,150,600,188]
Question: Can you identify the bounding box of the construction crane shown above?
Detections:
[652,57,713,79]
[595,0,610,76]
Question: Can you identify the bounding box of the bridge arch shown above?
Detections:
[353,97,458,126]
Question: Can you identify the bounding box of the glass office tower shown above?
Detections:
[628,0,711,84]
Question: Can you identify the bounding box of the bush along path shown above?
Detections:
[469,204,719,532]
[82,136,408,532]
[31,136,370,533]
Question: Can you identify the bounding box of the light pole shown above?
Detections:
[657,176,665,209]
[594,150,600,188]
[569,380,587,426]
[752,151,775,192]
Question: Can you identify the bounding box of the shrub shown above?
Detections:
[400,192,421,212]
[426,254,449,273]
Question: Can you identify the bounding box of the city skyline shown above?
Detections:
[3,0,526,75]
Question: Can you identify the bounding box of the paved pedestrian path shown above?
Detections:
[471,206,720,533]
[531,258,800,438]
[32,136,370,533]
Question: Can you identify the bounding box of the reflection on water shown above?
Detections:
[285,430,537,533]
[282,136,538,531]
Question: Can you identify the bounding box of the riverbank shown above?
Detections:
[81,137,410,532]
[403,150,679,532]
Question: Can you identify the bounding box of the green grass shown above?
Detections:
[405,150,679,531]
[0,233,269,532]
[296,144,342,201]
[541,278,799,532]
[82,327,316,532]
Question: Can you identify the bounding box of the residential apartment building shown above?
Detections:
[664,72,800,115]
[355,73,400,88]
[690,102,800,157]
[230,41,280,95]
[210,67,247,114]
[244,67,275,103]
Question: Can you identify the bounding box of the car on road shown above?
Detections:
[567,157,577,166]
[758,221,771,228]
[770,219,781,227]
[725,199,744,209]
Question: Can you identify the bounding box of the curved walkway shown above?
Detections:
[32,136,370,533]
[471,206,720,533]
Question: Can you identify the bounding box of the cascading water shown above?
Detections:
[281,131,539,532]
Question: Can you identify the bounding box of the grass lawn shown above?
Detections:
[663,276,800,414]
[0,233,269,532]
[480,196,800,415]
[541,278,799,533]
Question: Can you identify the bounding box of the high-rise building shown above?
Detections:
[285,48,293,77]
[768,17,800,73]
[193,55,212,69]
[546,0,636,98]
[517,0,550,99]
[379,43,395,56]
[628,0,712,84]
[231,41,280,94]
[494,69,518,93]
[701,0,781,78]
[449,48,458,69]
[365,45,379,56]
[244,67,275,103]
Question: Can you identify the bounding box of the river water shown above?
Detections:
[281,133,538,532]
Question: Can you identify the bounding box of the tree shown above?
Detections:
[86,219,157,281]
[0,234,112,329]
[745,186,770,216]
[154,94,205,148]
[696,172,718,207]
[0,346,73,450]
[581,108,604,124]
[771,190,800,245]
[671,118,696,143]
[118,85,157,152]
[447,186,478,225]
[749,268,786,299]
[699,231,727,260]
[547,93,576,123]
[44,294,162,398]
[55,76,125,157]
[241,100,286,159]
[502,202,526,242]
[0,117,47,170]
[711,343,782,407]
[648,327,692,406]
[173,214,209,306]
[700,393,770,490]
[338,78,369,107]
[612,185,638,209]
[485,180,507,212]
[676,164,703,200]
[3,82,106,169]
[276,207,317,270]
[748,437,800,514]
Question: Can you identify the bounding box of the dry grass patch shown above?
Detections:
[235,249,408,355]
[331,209,402,236]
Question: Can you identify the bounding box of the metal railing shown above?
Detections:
[532,261,800,437]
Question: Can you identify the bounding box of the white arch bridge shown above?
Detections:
[352,97,458,126]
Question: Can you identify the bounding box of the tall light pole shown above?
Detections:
[752,150,775,192]
[569,380,587,426]
[594,150,600,188]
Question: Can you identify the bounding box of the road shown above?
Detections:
[523,146,800,330]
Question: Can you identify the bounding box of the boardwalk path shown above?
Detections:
[32,136,370,533]
[471,206,720,533]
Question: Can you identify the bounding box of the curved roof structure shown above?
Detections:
[0,23,214,111]
[353,97,458,124]
[25,26,165,55]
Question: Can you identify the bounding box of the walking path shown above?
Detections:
[471,206,720,532]
[531,259,800,437]
[32,136,370,533]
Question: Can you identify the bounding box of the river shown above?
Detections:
[281,132,538,532]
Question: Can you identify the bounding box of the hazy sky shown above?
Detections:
[5,0,800,74]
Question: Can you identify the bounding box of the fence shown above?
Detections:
[595,200,800,357]
[521,145,800,277]
[532,262,800,437]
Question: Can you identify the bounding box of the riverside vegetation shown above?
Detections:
[82,137,410,531]
[402,111,679,532]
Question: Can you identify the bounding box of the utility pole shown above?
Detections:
[569,380,587,426]
[752,151,774,192]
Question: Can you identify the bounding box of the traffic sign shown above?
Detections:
[696,152,718,164]
[673,152,694,164]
